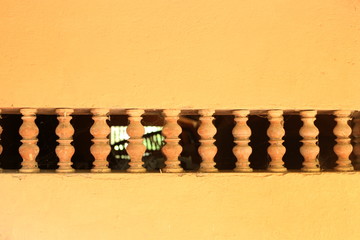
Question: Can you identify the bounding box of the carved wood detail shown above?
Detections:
[198,109,218,172]
[267,110,287,172]
[333,110,354,171]
[300,110,320,172]
[90,108,111,173]
[162,109,184,173]
[55,109,75,173]
[232,110,252,172]
[126,109,146,173]
[19,108,40,173]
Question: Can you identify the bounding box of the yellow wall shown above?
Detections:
[1,0,360,110]
[1,1,360,239]
[1,172,360,240]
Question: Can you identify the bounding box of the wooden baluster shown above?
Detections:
[267,110,287,172]
[126,109,146,173]
[19,108,40,173]
[352,111,360,170]
[0,110,2,172]
[90,108,111,173]
[55,109,75,173]
[232,110,252,172]
[333,110,354,171]
[162,109,184,173]
[198,109,218,172]
[300,110,320,172]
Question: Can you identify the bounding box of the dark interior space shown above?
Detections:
[0,113,341,171]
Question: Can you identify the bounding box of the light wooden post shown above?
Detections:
[55,108,75,173]
[333,110,354,171]
[162,109,184,173]
[90,108,111,173]
[232,110,252,172]
[198,109,218,172]
[126,109,146,173]
[19,108,40,173]
[267,110,287,172]
[300,110,320,172]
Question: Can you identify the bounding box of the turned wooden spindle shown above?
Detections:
[0,109,2,172]
[90,108,111,173]
[232,110,252,172]
[162,109,184,173]
[198,109,218,172]
[126,109,146,173]
[352,112,360,170]
[333,110,354,171]
[267,110,287,172]
[55,109,75,173]
[300,110,320,172]
[19,108,40,173]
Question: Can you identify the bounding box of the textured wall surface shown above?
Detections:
[1,1,360,239]
[0,172,360,240]
[0,0,359,110]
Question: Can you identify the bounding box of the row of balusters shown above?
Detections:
[0,108,359,173]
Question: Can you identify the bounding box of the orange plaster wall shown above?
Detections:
[1,172,360,240]
[0,0,360,110]
[1,1,360,239]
